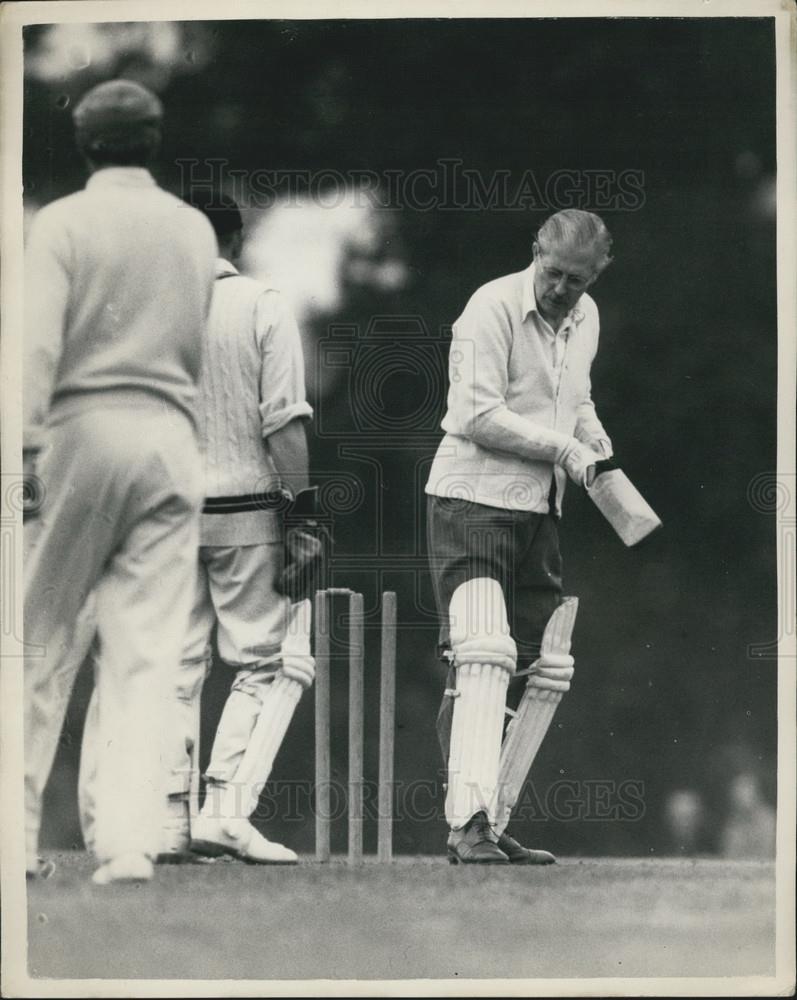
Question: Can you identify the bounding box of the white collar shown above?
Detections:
[86,167,156,190]
[215,258,239,278]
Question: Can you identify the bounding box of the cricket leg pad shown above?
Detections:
[445,578,517,830]
[199,665,280,820]
[496,596,578,835]
[206,599,315,826]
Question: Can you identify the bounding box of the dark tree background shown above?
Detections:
[23,17,778,856]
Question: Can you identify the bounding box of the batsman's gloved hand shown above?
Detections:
[559,439,604,489]
[276,486,332,602]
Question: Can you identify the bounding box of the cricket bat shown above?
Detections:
[586,463,662,547]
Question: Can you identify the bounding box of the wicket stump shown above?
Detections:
[313,589,397,864]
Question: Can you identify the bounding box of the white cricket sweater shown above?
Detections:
[197,260,312,546]
[425,263,611,514]
[23,167,217,446]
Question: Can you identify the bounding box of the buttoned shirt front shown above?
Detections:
[425,262,610,514]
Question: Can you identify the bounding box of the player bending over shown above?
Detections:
[425,210,614,864]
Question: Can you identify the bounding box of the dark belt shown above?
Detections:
[202,492,288,514]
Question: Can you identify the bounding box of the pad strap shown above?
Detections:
[452,636,517,675]
[526,652,574,692]
[280,654,315,689]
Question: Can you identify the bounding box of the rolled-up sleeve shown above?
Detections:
[255,290,313,438]
[24,207,72,449]
[445,292,572,462]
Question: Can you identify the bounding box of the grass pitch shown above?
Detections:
[26,853,775,982]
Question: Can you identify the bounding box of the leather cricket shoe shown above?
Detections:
[447,811,510,865]
[92,852,154,885]
[190,816,298,865]
[497,831,556,865]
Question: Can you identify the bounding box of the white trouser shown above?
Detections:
[24,402,202,864]
[79,541,289,853]
[183,542,287,668]
[176,543,289,796]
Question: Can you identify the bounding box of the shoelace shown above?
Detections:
[469,813,495,842]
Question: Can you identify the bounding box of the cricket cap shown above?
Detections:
[73,79,163,151]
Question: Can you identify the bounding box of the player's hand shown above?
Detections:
[559,439,603,488]
[277,487,332,602]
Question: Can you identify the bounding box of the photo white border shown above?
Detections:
[1,1,794,996]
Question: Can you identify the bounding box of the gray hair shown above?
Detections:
[536,209,614,273]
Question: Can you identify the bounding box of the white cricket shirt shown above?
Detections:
[425,262,611,514]
[197,259,313,546]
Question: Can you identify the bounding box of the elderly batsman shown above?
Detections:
[23,80,216,884]
[425,209,614,864]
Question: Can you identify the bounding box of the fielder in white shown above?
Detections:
[78,193,320,866]
[425,209,614,864]
[23,80,216,885]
